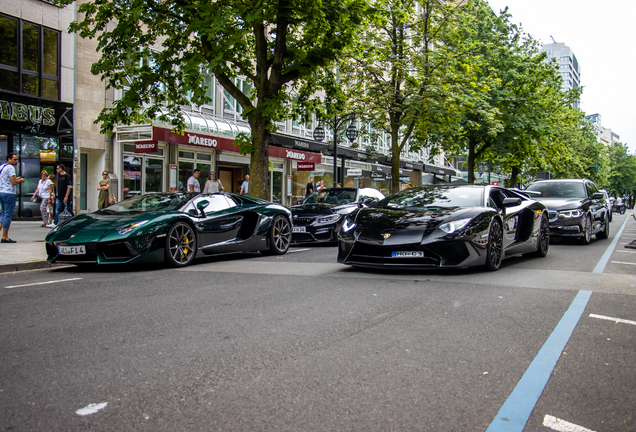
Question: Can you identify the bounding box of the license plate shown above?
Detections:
[392,251,423,258]
[292,226,306,233]
[59,245,86,255]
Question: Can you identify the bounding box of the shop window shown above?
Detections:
[0,14,60,99]
[16,134,58,217]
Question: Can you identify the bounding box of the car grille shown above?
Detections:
[293,217,315,226]
[548,211,558,221]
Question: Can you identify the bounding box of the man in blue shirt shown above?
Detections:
[240,174,249,195]
[0,153,25,243]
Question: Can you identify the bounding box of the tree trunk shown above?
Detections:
[467,137,476,184]
[508,166,519,188]
[248,116,271,200]
[391,126,400,193]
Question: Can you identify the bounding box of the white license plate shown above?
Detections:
[292,226,306,233]
[392,251,423,258]
[59,245,86,255]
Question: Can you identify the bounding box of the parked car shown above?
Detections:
[525,179,610,244]
[290,187,385,243]
[337,185,549,271]
[45,192,292,267]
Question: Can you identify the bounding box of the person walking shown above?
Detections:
[305,176,314,197]
[202,171,224,194]
[316,180,326,191]
[31,170,53,227]
[97,171,111,210]
[240,174,249,195]
[0,153,25,243]
[46,174,56,227]
[53,164,74,226]
[187,169,201,192]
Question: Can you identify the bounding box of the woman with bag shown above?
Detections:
[97,171,111,209]
[31,170,53,227]
[202,171,224,194]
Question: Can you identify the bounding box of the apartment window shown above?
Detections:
[0,14,60,99]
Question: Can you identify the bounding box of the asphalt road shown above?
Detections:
[1,213,635,431]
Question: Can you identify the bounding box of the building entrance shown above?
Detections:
[218,165,246,194]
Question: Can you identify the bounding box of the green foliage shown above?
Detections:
[607,142,636,196]
[61,0,367,199]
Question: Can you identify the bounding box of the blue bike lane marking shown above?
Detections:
[485,290,593,432]
[593,215,630,273]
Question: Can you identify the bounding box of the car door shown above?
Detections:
[190,195,247,248]
[488,188,527,250]
[586,181,604,228]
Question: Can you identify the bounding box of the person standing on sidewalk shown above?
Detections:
[0,153,25,243]
[31,170,53,227]
[97,171,111,210]
[53,164,74,226]
[240,174,249,195]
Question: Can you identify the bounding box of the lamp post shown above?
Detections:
[313,113,358,187]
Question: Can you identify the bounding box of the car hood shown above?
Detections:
[290,203,357,217]
[535,198,585,211]
[45,211,174,244]
[349,206,472,245]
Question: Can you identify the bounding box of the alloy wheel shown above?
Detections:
[271,216,291,253]
[168,223,196,265]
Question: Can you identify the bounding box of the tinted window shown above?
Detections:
[102,192,195,213]
[193,195,235,213]
[303,188,357,204]
[526,182,586,199]
[375,186,484,209]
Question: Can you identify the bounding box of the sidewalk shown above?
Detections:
[0,221,59,272]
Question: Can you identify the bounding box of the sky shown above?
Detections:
[487,0,636,152]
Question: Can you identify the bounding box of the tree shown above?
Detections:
[65,0,366,199]
[338,0,467,192]
[607,142,636,197]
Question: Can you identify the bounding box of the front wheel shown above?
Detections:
[579,214,592,245]
[165,221,197,267]
[264,215,291,255]
[484,219,503,271]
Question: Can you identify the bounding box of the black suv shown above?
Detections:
[525,179,610,244]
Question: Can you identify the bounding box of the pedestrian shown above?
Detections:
[31,170,53,227]
[336,183,342,188]
[0,153,25,243]
[203,171,224,194]
[97,171,111,209]
[305,176,314,197]
[316,180,326,191]
[53,163,74,226]
[187,169,201,192]
[46,174,56,227]
[240,174,249,195]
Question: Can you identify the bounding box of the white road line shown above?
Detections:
[610,261,636,266]
[543,415,595,432]
[4,278,83,289]
[287,248,311,253]
[590,314,636,326]
[616,250,636,253]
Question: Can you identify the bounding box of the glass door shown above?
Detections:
[145,158,164,193]
[271,170,283,204]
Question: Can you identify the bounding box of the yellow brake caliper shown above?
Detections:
[182,236,189,258]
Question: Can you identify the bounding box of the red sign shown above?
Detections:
[135,141,158,153]
[491,181,499,186]
[296,163,315,171]
[268,146,321,164]
[152,126,236,151]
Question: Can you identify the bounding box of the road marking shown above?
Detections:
[616,250,636,253]
[4,278,83,289]
[76,402,108,416]
[593,216,630,273]
[287,248,311,253]
[543,415,595,432]
[611,261,636,266]
[589,314,636,326]
[486,290,592,432]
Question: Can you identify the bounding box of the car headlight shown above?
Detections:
[439,218,472,234]
[316,214,341,224]
[342,218,357,232]
[116,220,149,235]
[558,210,583,218]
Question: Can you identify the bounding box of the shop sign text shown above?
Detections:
[285,149,306,160]
[297,163,315,171]
[188,134,217,148]
[0,100,55,126]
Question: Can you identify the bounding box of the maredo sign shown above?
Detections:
[152,126,321,163]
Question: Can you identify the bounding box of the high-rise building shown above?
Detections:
[586,114,620,146]
[542,42,581,109]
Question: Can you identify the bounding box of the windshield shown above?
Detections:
[526,182,586,199]
[375,186,484,210]
[302,188,357,205]
[100,192,196,214]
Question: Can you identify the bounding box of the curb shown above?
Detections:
[0,261,72,273]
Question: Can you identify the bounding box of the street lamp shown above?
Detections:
[313,113,358,187]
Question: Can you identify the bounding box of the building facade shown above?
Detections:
[586,113,620,146]
[542,42,581,109]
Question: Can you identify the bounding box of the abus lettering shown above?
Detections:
[286,149,306,160]
[187,134,217,147]
[0,100,55,126]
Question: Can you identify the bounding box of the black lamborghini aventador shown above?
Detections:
[337,185,549,271]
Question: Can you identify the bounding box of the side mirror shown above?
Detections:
[296,200,302,205]
[592,192,604,200]
[196,200,209,217]
[360,197,374,206]
[502,197,522,207]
